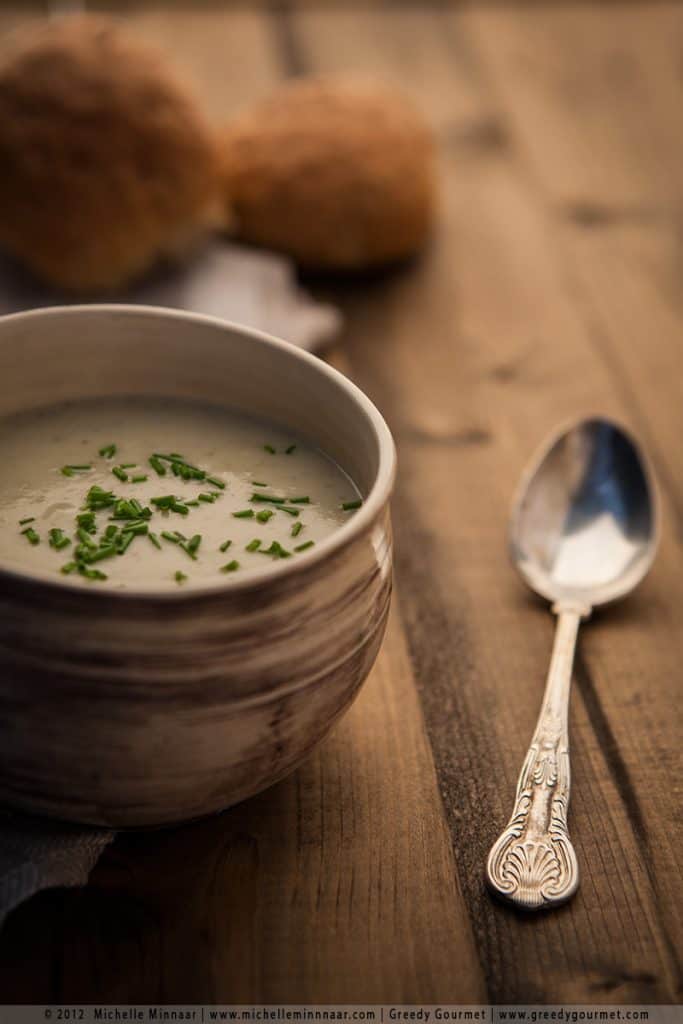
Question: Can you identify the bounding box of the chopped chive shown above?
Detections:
[264,444,276,454]
[98,444,117,459]
[84,545,117,564]
[84,485,116,510]
[78,565,107,581]
[120,463,137,469]
[132,475,148,484]
[77,527,98,549]
[117,532,135,555]
[295,540,315,552]
[285,445,297,455]
[246,538,262,552]
[198,493,216,504]
[149,455,167,477]
[171,501,189,515]
[185,499,200,507]
[48,528,70,551]
[112,466,128,483]
[61,561,78,575]
[174,571,188,584]
[219,539,232,552]
[277,506,300,517]
[342,499,362,511]
[76,512,97,533]
[173,530,187,541]
[262,541,291,559]
[187,534,202,555]
[289,497,310,504]
[148,532,162,550]
[123,521,148,537]
[256,509,274,523]
[104,524,118,541]
[161,531,180,544]
[210,491,223,499]
[251,493,286,504]
[206,476,225,489]
[62,464,91,476]
[221,560,240,572]
[252,481,268,488]
[233,509,254,519]
[291,521,303,537]
[18,516,34,526]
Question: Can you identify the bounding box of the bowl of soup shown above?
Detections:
[0,305,395,826]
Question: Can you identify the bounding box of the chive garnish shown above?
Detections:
[233,509,254,519]
[295,541,315,552]
[148,532,162,550]
[99,444,117,459]
[256,509,274,523]
[251,493,285,504]
[77,511,97,533]
[206,476,225,489]
[174,571,188,584]
[84,485,116,510]
[291,521,303,537]
[77,528,97,549]
[342,500,362,511]
[187,534,202,555]
[198,493,216,503]
[277,506,300,517]
[21,526,40,545]
[286,445,296,455]
[289,497,310,504]
[120,463,136,469]
[112,466,128,482]
[264,444,276,454]
[84,545,117,564]
[61,561,78,575]
[161,531,180,544]
[185,500,200,507]
[262,541,291,559]
[48,528,70,551]
[117,532,135,555]
[252,481,268,487]
[219,539,232,552]
[78,566,107,581]
[132,475,148,483]
[221,560,240,572]
[246,539,262,552]
[149,455,167,477]
[62,464,91,476]
[104,524,118,542]
[18,516,34,526]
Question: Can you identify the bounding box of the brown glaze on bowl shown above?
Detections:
[0,305,395,826]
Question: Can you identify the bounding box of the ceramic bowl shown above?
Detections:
[0,305,395,826]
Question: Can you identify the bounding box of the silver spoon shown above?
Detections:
[486,416,659,911]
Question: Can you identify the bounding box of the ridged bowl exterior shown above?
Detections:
[0,306,395,827]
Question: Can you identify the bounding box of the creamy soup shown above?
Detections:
[0,397,361,589]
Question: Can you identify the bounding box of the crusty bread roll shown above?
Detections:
[0,16,222,291]
[221,77,436,270]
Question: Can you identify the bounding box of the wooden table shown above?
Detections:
[1,0,682,1005]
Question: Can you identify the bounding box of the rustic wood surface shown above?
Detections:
[1,0,682,1005]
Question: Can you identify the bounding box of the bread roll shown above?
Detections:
[0,16,222,291]
[221,77,436,270]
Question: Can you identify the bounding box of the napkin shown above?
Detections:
[0,240,342,929]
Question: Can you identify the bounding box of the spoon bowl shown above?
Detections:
[510,417,659,608]
[486,416,659,911]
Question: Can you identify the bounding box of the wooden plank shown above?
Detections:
[89,2,282,122]
[0,604,485,1003]
[461,0,683,986]
[0,5,484,1003]
[291,2,683,1001]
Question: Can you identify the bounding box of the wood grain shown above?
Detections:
[1,0,682,1005]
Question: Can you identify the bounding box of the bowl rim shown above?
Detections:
[0,303,396,601]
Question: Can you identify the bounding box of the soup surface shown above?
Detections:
[0,397,361,589]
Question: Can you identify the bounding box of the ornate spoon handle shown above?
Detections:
[486,604,586,910]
